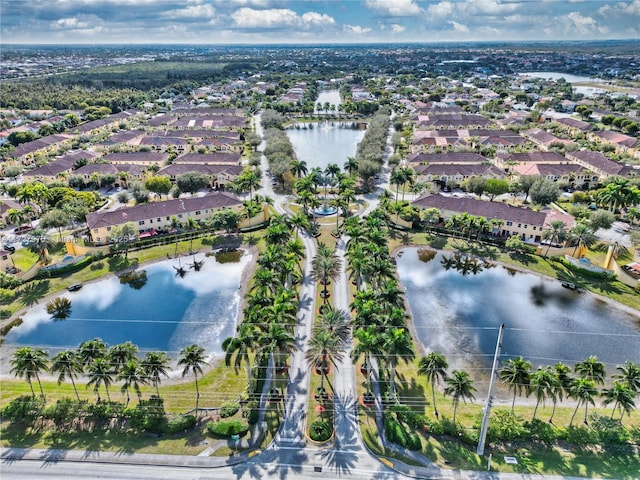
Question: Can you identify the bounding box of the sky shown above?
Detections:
[1,0,639,45]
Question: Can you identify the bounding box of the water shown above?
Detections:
[314,90,342,113]
[286,123,365,171]
[396,248,640,371]
[520,71,604,84]
[4,253,252,356]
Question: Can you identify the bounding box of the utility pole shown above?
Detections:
[477,323,504,456]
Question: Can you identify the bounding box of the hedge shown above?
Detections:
[207,419,249,438]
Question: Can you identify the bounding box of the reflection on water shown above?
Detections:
[119,270,148,290]
[4,253,252,355]
[396,248,640,370]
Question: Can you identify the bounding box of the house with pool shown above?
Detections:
[412,194,574,244]
[86,191,243,245]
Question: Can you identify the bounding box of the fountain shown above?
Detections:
[313,204,338,216]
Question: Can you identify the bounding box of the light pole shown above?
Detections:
[476,323,504,456]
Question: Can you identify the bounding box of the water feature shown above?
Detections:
[313,205,338,216]
[4,253,252,357]
[314,89,342,113]
[396,248,640,371]
[286,122,366,172]
[519,71,605,83]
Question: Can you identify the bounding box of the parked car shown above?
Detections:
[4,245,15,253]
[66,283,83,292]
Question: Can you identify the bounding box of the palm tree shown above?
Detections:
[222,323,260,390]
[542,220,568,257]
[50,350,83,401]
[108,341,139,371]
[550,362,573,423]
[390,169,405,202]
[87,357,115,402]
[569,378,598,425]
[290,159,308,178]
[444,370,477,423]
[118,359,146,404]
[499,356,532,413]
[381,327,415,400]
[603,381,636,422]
[306,328,344,392]
[258,323,296,394]
[529,366,561,420]
[575,356,606,385]
[315,308,351,346]
[78,338,108,367]
[28,230,53,264]
[46,297,72,321]
[10,347,48,398]
[351,326,384,397]
[6,208,25,227]
[418,352,448,419]
[141,352,170,398]
[311,243,341,305]
[178,344,207,413]
[613,361,640,395]
[567,223,598,257]
[344,156,358,177]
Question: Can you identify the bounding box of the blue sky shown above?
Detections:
[2,0,639,44]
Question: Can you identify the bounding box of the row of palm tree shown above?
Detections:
[541,220,598,257]
[9,340,179,405]
[345,210,416,403]
[223,215,301,399]
[498,355,639,425]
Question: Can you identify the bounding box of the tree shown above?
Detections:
[315,308,350,346]
[178,344,207,413]
[484,178,509,201]
[222,323,260,391]
[144,176,172,199]
[46,296,72,321]
[257,323,296,391]
[87,357,115,402]
[530,366,561,420]
[306,328,344,392]
[444,370,476,423]
[176,172,210,196]
[588,209,615,231]
[575,356,606,385]
[603,381,636,422]
[613,361,640,396]
[50,350,83,401]
[118,359,146,404]
[110,222,139,258]
[542,220,568,257]
[351,326,384,397]
[311,243,341,305]
[567,223,597,257]
[78,338,108,367]
[418,352,448,418]
[28,230,53,264]
[39,209,69,242]
[569,378,598,425]
[108,341,138,371]
[381,327,414,399]
[141,351,171,398]
[529,178,559,206]
[10,347,48,398]
[499,357,532,413]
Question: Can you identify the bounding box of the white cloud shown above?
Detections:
[343,24,372,35]
[300,12,335,26]
[52,17,89,29]
[448,21,469,33]
[567,11,596,27]
[390,24,406,33]
[426,1,455,18]
[163,4,216,19]
[365,0,422,16]
[232,8,298,28]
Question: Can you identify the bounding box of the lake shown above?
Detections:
[396,248,640,372]
[286,122,366,172]
[4,252,252,358]
[520,71,604,84]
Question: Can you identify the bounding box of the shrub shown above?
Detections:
[524,418,558,445]
[90,261,105,271]
[1,395,44,422]
[220,401,240,418]
[207,419,249,438]
[589,415,630,445]
[0,308,11,319]
[0,287,18,304]
[165,414,197,434]
[564,425,598,445]
[87,401,125,422]
[309,420,332,442]
[44,398,87,430]
[384,413,422,451]
[128,397,166,433]
[487,411,528,442]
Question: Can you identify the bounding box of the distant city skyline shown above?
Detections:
[1,0,639,45]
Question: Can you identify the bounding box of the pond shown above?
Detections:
[4,252,252,358]
[396,248,640,371]
[286,122,366,172]
[519,71,604,83]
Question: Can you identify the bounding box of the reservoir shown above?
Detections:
[396,248,640,371]
[520,71,604,83]
[3,253,252,357]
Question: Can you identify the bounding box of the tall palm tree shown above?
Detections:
[315,308,351,346]
[305,328,344,392]
[613,361,640,395]
[46,297,72,321]
[603,381,636,422]
[542,220,568,257]
[418,352,448,419]
[50,350,83,401]
[444,370,477,423]
[567,223,598,257]
[381,327,415,399]
[141,351,170,398]
[87,357,115,402]
[28,230,53,264]
[499,357,532,413]
[118,359,146,404]
[569,378,598,425]
[575,356,606,385]
[530,366,561,420]
[390,169,405,202]
[258,323,296,393]
[550,362,573,423]
[290,159,308,178]
[351,326,384,397]
[178,344,207,413]
[108,341,139,372]
[223,323,260,390]
[78,338,108,367]
[344,156,358,177]
[311,244,341,305]
[10,347,48,398]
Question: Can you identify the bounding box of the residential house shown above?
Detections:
[565,150,630,184]
[173,152,242,166]
[523,128,569,150]
[413,163,504,186]
[495,151,568,169]
[10,133,75,164]
[23,150,99,183]
[102,152,169,166]
[512,163,594,187]
[412,194,574,243]
[406,152,488,165]
[139,135,191,153]
[86,192,243,245]
[158,163,243,189]
[589,130,639,157]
